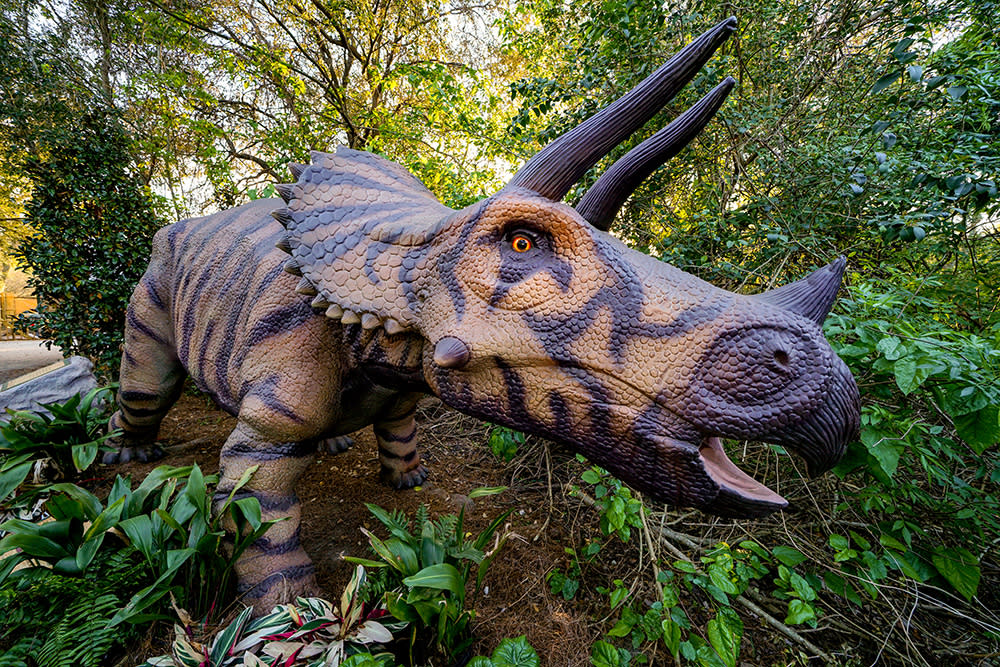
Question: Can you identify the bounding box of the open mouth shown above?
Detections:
[698,436,789,517]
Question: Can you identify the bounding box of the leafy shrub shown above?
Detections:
[0,463,275,625]
[826,274,1000,599]
[349,491,512,660]
[0,385,117,508]
[0,550,145,667]
[13,109,162,379]
[488,426,525,462]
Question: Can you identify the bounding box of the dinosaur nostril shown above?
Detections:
[773,350,790,367]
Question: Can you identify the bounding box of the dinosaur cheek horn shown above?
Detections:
[751,257,848,325]
[433,336,471,369]
[506,16,738,225]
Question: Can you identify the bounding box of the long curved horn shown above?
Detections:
[576,77,735,231]
[506,17,738,202]
[750,257,847,325]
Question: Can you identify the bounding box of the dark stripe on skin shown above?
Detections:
[237,302,315,366]
[122,348,137,366]
[378,445,418,462]
[364,240,387,285]
[238,564,315,595]
[224,440,316,460]
[524,238,730,367]
[239,373,306,424]
[253,531,302,556]
[120,390,161,403]
[437,204,487,322]
[373,425,417,443]
[126,310,168,346]
[400,245,432,311]
[304,207,428,268]
[212,489,297,512]
[143,278,167,311]
[120,405,166,419]
[176,251,223,366]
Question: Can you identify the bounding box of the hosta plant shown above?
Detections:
[0,385,117,508]
[142,565,402,667]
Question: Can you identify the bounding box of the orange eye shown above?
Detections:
[511,235,532,252]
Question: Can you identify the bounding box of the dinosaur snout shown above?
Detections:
[762,357,860,476]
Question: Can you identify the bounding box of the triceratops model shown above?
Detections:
[107,17,859,610]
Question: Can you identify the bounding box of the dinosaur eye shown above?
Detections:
[511,235,532,253]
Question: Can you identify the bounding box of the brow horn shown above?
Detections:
[577,77,736,230]
[506,16,738,202]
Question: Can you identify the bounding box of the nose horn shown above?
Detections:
[751,257,846,325]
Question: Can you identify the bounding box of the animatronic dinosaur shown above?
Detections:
[107,17,859,610]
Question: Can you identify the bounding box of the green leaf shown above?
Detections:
[0,461,32,503]
[209,606,254,664]
[492,635,539,667]
[707,607,743,667]
[661,616,681,656]
[871,71,901,94]
[71,442,98,472]
[931,547,980,601]
[947,85,968,100]
[771,546,808,567]
[403,562,466,599]
[784,599,816,625]
[590,640,624,667]
[468,486,508,499]
[953,406,1000,455]
[48,483,103,521]
[875,336,905,361]
[0,532,69,559]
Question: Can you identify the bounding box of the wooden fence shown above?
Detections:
[1,293,37,338]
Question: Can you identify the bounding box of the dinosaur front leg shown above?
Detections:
[105,277,185,463]
[214,421,319,613]
[374,394,428,488]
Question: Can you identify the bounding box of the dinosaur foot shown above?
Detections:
[380,462,428,489]
[101,443,166,464]
[317,435,354,454]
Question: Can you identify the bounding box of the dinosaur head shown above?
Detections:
[272,17,860,518]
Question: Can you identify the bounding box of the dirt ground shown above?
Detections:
[105,389,609,666]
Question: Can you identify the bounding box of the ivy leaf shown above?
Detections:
[947,85,968,100]
[907,64,922,82]
[931,547,980,601]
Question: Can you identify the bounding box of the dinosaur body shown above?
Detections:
[108,18,860,610]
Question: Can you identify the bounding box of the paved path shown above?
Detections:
[0,340,65,383]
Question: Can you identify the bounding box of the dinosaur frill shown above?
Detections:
[272,147,454,334]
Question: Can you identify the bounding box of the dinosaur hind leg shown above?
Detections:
[375,393,428,489]
[215,420,319,614]
[105,278,185,464]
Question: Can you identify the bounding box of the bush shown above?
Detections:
[13,109,161,379]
